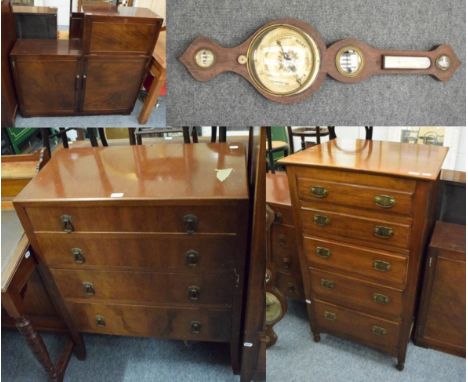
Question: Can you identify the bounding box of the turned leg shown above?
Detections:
[16,316,60,382]
[396,357,405,371]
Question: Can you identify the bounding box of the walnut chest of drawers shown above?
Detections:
[279,139,448,370]
[14,143,249,373]
[266,172,304,300]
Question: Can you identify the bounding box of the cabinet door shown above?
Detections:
[12,57,80,116]
[81,56,148,114]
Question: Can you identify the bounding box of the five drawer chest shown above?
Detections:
[13,143,249,373]
[279,139,448,370]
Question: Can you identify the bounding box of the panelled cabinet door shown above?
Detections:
[81,56,148,114]
[12,57,80,116]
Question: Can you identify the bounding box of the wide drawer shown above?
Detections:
[65,300,231,342]
[310,269,403,319]
[304,237,408,287]
[274,270,304,300]
[270,204,295,226]
[314,299,400,354]
[297,177,414,216]
[301,208,411,250]
[25,205,242,234]
[52,269,234,307]
[36,233,237,271]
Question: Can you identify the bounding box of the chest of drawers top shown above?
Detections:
[279,139,448,181]
[14,143,249,206]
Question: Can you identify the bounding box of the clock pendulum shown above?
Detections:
[179,18,461,104]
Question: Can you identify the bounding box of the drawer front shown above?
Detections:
[26,205,241,234]
[271,225,299,273]
[297,177,413,216]
[52,269,234,307]
[36,233,237,271]
[271,204,294,226]
[304,237,408,287]
[310,269,403,319]
[66,301,231,342]
[301,209,411,250]
[274,270,304,300]
[314,299,400,354]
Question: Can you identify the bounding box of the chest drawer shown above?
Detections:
[65,301,231,342]
[304,237,408,287]
[301,208,411,250]
[314,299,400,354]
[297,177,414,216]
[51,269,234,307]
[36,233,237,271]
[25,205,241,234]
[274,270,304,300]
[310,269,403,319]
[270,204,294,226]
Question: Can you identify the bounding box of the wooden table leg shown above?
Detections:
[138,62,166,125]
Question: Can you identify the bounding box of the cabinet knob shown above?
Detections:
[183,214,198,234]
[310,186,328,198]
[315,246,331,259]
[71,248,85,264]
[190,321,201,334]
[314,214,330,227]
[83,282,95,296]
[274,211,283,224]
[282,257,291,269]
[185,250,199,267]
[278,234,287,246]
[320,278,335,289]
[372,325,387,336]
[61,214,74,233]
[95,315,106,327]
[324,311,336,321]
[374,226,394,239]
[374,195,396,208]
[287,283,296,294]
[373,260,391,272]
[187,286,201,301]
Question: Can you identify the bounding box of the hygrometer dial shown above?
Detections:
[195,49,215,68]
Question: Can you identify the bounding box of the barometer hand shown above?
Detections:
[276,40,291,60]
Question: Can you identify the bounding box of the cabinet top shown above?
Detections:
[11,39,82,57]
[82,5,162,19]
[12,5,57,14]
[266,172,291,206]
[279,139,448,181]
[15,143,249,203]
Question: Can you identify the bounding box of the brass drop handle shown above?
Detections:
[320,278,335,289]
[324,311,337,321]
[314,214,330,227]
[183,214,198,234]
[373,260,391,272]
[96,315,106,327]
[374,226,394,239]
[282,257,291,269]
[191,321,201,334]
[61,214,74,233]
[83,282,95,296]
[372,325,387,336]
[187,286,201,301]
[185,250,199,267]
[310,186,328,198]
[373,293,390,305]
[316,246,331,259]
[71,248,85,264]
[374,195,396,209]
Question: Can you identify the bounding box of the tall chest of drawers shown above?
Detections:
[279,139,448,370]
[13,143,249,373]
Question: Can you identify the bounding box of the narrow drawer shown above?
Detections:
[275,270,304,300]
[304,237,408,287]
[52,269,234,307]
[66,300,231,342]
[310,269,403,319]
[26,205,242,234]
[271,204,294,226]
[297,177,414,216]
[301,208,411,250]
[314,299,400,354]
[271,225,299,272]
[36,233,237,271]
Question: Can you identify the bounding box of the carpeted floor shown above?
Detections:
[14,97,166,128]
[267,300,466,382]
[1,329,237,382]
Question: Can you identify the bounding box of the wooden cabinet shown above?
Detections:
[266,172,304,300]
[279,139,448,370]
[9,5,162,117]
[14,143,249,374]
[414,221,465,357]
